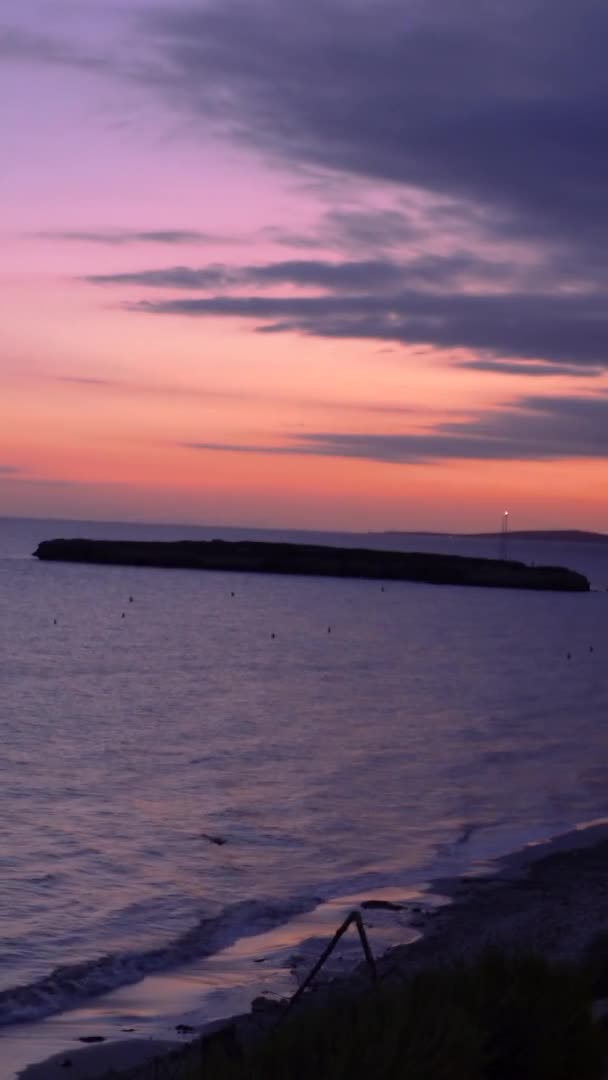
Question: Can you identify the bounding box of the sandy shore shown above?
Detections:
[15,1038,181,1080]
[377,823,608,979]
[17,823,608,1080]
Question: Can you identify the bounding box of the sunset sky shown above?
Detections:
[2,0,608,532]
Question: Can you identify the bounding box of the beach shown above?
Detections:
[17,822,608,1079]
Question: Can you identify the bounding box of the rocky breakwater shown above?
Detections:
[33,538,590,592]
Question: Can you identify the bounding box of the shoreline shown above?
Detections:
[16,821,608,1079]
[381,820,608,973]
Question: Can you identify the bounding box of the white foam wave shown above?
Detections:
[0,895,315,1027]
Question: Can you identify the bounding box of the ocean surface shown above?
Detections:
[1,516,608,1076]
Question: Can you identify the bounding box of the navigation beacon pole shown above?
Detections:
[500,510,509,559]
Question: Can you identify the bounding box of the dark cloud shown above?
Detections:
[246,258,407,291]
[55,375,118,387]
[11,3,608,266]
[0,23,113,74]
[142,0,608,263]
[321,209,423,252]
[182,393,608,464]
[259,226,322,250]
[0,25,87,65]
[88,254,509,292]
[263,208,424,253]
[90,245,608,371]
[457,360,604,378]
[99,0,608,374]
[37,229,225,246]
[302,395,608,463]
[15,3,608,389]
[183,441,291,455]
[131,286,608,369]
[87,265,231,288]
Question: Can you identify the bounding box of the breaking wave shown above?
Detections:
[0,895,315,1027]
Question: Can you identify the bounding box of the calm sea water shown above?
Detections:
[1,516,608,1068]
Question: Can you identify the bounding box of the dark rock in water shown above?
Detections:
[253,957,266,963]
[361,899,404,911]
[60,1060,72,1069]
[32,537,590,593]
[251,995,284,1014]
[176,1023,196,1034]
[78,1035,105,1043]
[201,833,226,846]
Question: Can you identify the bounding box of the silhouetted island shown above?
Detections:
[33,538,590,592]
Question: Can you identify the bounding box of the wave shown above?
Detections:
[0,895,315,1027]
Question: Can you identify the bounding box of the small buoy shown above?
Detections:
[121,612,125,619]
[567,652,571,660]
[590,645,594,653]
[231,591,235,597]
[53,618,57,625]
[271,632,275,639]
[381,586,385,592]
[327,626,331,633]
[129,596,133,603]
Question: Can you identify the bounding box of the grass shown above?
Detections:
[181,948,605,1079]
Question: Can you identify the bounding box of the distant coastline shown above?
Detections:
[2,515,606,545]
[376,529,608,543]
[33,537,590,591]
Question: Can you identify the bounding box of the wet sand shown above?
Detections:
[15,1038,181,1079]
[17,823,608,1079]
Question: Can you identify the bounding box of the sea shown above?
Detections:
[1,516,608,1077]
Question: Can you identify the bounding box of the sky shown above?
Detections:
[2,0,608,532]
